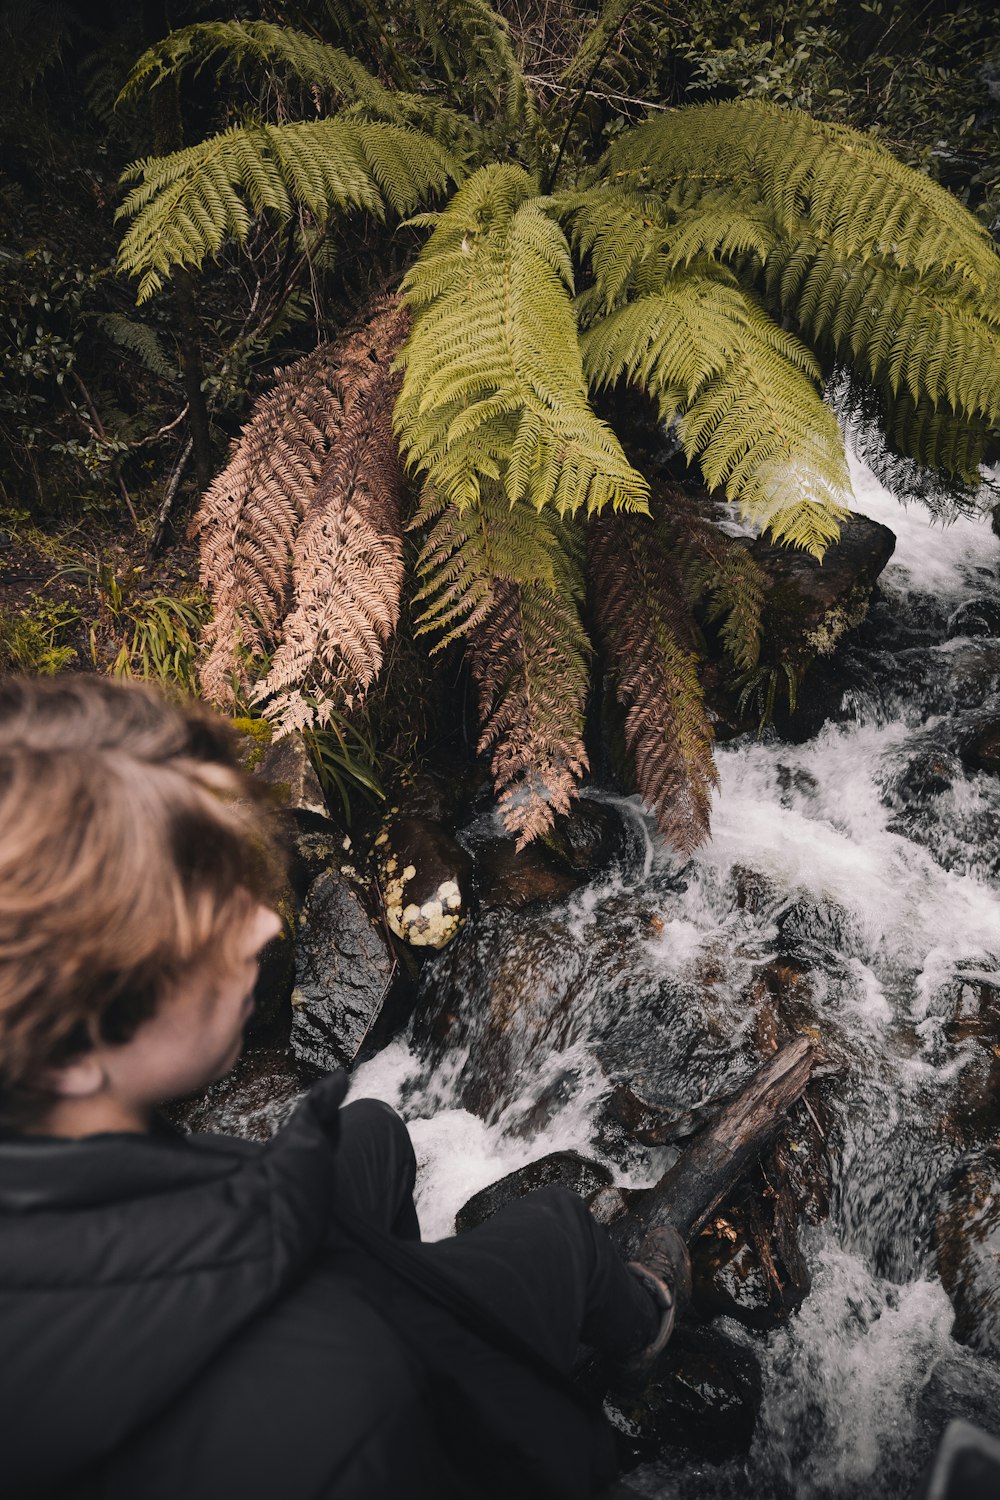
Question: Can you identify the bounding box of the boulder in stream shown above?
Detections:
[455,1151,615,1233]
[607,1324,762,1463]
[291,869,411,1074]
[935,1150,1000,1357]
[750,511,896,673]
[168,1046,304,1141]
[474,836,583,911]
[960,720,1000,776]
[374,814,472,948]
[412,907,591,1119]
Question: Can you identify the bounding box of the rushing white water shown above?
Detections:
[352,451,1000,1496]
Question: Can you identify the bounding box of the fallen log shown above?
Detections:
[625,1035,817,1249]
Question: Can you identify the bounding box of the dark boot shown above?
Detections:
[607,1224,691,1392]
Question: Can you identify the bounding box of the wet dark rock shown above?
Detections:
[947,598,1000,640]
[389,764,468,830]
[246,922,297,1043]
[374,814,472,949]
[751,512,896,674]
[731,865,782,916]
[594,1083,715,1152]
[607,1324,763,1463]
[941,1049,1000,1151]
[710,513,897,741]
[249,807,356,1038]
[413,908,587,1119]
[455,1151,614,1234]
[935,1150,1000,1356]
[474,836,583,912]
[548,800,645,876]
[934,978,1000,1147]
[253,731,327,816]
[291,870,411,1074]
[286,808,356,900]
[886,744,962,807]
[960,721,1000,776]
[690,1164,811,1331]
[167,1046,305,1141]
[777,896,867,963]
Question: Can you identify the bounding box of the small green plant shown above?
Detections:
[737,661,800,730]
[106,592,207,691]
[0,596,79,675]
[57,561,209,693]
[302,716,385,824]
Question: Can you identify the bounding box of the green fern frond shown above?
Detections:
[117,120,460,302]
[396,164,649,518]
[95,313,180,382]
[556,188,667,315]
[118,20,393,113]
[411,485,562,649]
[405,0,538,149]
[604,101,1000,299]
[766,245,1000,426]
[582,275,850,554]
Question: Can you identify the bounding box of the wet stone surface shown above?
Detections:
[168,1047,305,1141]
[374,814,472,949]
[936,1150,1000,1357]
[607,1324,763,1464]
[455,1151,614,1234]
[291,870,408,1074]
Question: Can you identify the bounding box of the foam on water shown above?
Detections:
[754,1239,957,1497]
[847,447,996,600]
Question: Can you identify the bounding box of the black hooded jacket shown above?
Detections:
[0,1073,616,1500]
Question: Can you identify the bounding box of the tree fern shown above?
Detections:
[604,101,1000,297]
[589,509,717,853]
[117,120,460,302]
[581,270,851,554]
[597,102,1000,490]
[396,164,649,518]
[137,11,1000,852]
[119,21,395,114]
[413,485,590,841]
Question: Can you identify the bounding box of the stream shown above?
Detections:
[352,450,1000,1498]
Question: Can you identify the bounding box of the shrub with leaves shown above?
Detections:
[116,4,1000,850]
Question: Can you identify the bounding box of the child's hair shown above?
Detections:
[0,676,284,1131]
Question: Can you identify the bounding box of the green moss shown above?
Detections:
[232,715,273,771]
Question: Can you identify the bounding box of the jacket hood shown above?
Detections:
[0,1071,348,1496]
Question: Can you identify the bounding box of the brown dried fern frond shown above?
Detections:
[253,299,409,734]
[411,483,590,843]
[194,343,346,708]
[469,564,590,847]
[590,511,718,854]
